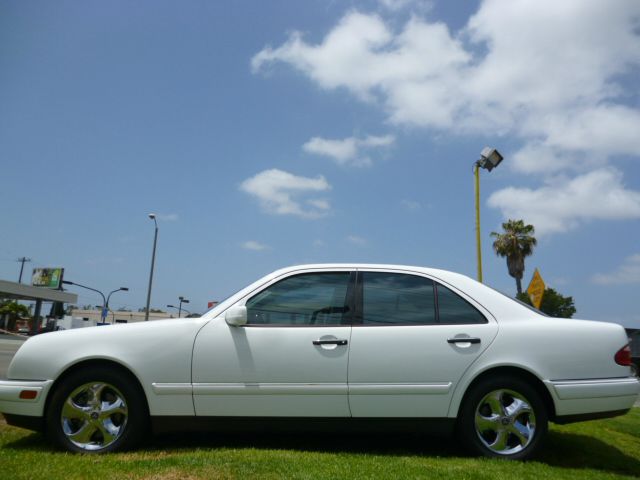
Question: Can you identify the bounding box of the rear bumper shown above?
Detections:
[0,379,53,418]
[546,377,640,417]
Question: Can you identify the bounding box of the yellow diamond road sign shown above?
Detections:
[527,268,545,309]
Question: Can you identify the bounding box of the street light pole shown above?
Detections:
[178,296,189,318]
[62,280,107,322]
[106,287,129,324]
[167,304,191,317]
[63,281,128,324]
[145,214,158,321]
[473,147,504,284]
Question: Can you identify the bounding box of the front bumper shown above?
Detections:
[0,379,53,418]
[547,377,640,417]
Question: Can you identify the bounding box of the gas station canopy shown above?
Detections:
[0,280,77,304]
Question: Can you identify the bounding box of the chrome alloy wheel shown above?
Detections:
[474,389,536,455]
[60,382,128,451]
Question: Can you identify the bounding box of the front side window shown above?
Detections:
[362,272,436,325]
[245,272,351,326]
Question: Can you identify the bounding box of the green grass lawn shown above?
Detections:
[1,409,639,479]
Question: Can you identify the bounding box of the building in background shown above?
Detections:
[65,309,171,327]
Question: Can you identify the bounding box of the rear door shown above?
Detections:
[348,269,498,417]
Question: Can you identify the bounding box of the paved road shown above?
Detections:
[0,336,26,379]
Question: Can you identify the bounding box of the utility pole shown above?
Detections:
[17,257,31,283]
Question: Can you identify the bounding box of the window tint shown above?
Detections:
[245,272,350,326]
[436,284,487,324]
[362,272,436,325]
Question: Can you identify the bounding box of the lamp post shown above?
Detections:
[62,281,128,324]
[474,147,504,283]
[178,296,189,318]
[106,287,129,323]
[145,214,158,321]
[167,304,191,317]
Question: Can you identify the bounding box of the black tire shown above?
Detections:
[46,366,148,453]
[457,375,548,460]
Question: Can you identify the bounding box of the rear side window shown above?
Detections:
[245,272,351,326]
[362,272,436,325]
[436,284,487,324]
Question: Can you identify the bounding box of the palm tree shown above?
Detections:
[490,219,537,295]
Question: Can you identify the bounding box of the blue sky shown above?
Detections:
[2,0,640,327]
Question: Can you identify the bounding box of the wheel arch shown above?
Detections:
[454,365,557,421]
[44,358,150,423]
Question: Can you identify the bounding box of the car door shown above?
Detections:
[348,269,498,417]
[192,269,354,417]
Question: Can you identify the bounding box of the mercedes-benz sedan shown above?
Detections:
[1,264,638,459]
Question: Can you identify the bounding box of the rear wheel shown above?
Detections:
[46,366,147,453]
[458,376,548,460]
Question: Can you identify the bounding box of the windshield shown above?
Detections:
[202,287,244,315]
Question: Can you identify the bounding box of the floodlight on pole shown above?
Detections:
[474,147,504,283]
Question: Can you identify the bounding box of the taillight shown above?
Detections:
[614,344,632,366]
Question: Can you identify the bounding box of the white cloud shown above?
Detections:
[240,169,331,218]
[487,169,640,236]
[303,134,395,167]
[549,277,569,287]
[253,2,640,134]
[540,106,640,156]
[306,198,330,210]
[347,235,368,245]
[252,11,471,128]
[379,0,433,12]
[509,144,598,175]
[401,199,422,211]
[242,240,269,251]
[157,213,179,221]
[312,239,326,248]
[252,2,640,236]
[592,254,640,285]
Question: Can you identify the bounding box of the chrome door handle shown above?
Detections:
[447,337,481,344]
[312,339,348,346]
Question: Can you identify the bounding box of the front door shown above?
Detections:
[192,270,354,417]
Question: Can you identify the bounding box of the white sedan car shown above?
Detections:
[1,264,638,459]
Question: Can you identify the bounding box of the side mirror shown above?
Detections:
[225,305,247,326]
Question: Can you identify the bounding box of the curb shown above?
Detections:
[0,329,28,339]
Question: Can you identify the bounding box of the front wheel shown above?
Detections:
[46,366,148,453]
[458,376,548,460]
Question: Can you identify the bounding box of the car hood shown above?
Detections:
[8,317,208,381]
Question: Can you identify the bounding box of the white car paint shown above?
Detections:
[1,264,638,435]
[4,318,204,416]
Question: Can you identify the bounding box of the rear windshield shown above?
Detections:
[486,285,549,317]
